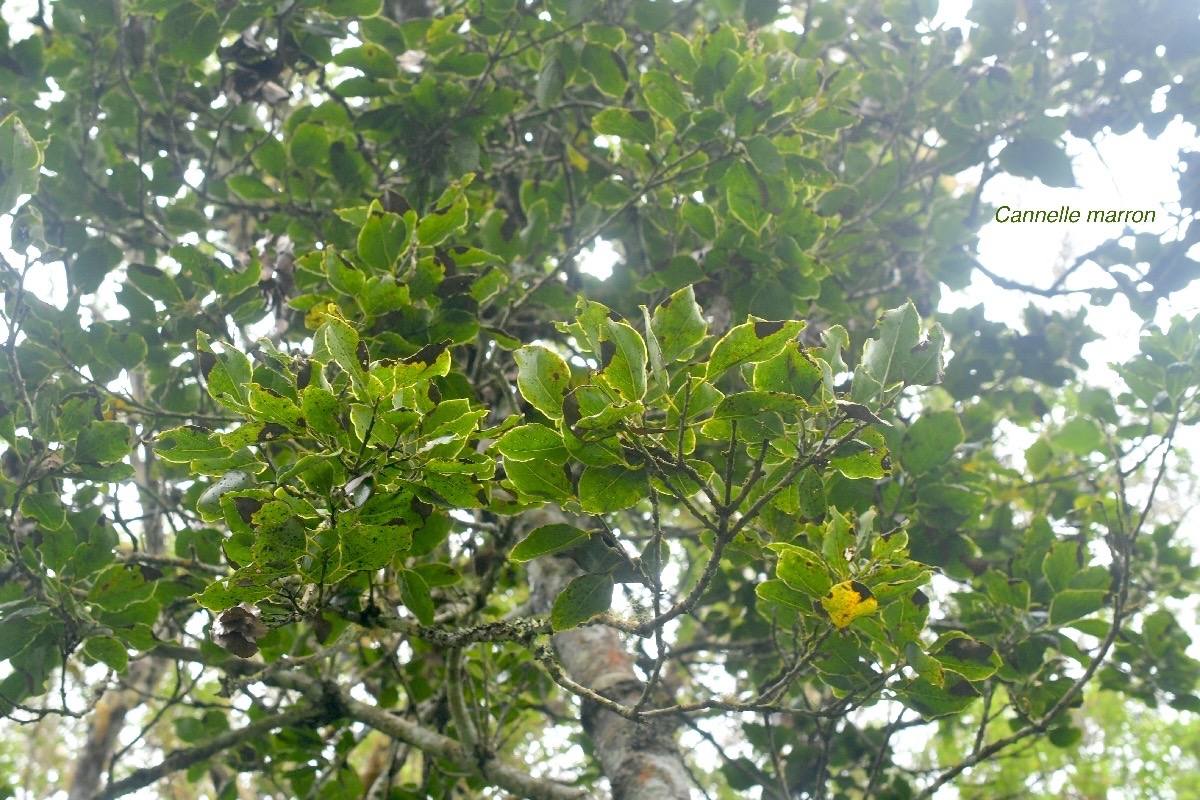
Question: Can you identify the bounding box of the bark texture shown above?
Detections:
[529,553,691,800]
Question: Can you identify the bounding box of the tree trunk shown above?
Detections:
[68,659,167,800]
[69,386,168,800]
[528,553,691,800]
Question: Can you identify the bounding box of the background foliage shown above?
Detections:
[1,0,1200,798]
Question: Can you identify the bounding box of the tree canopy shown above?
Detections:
[1,0,1199,798]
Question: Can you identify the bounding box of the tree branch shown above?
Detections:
[90,706,316,800]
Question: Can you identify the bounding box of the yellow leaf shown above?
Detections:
[819,580,878,628]
[566,144,589,173]
[305,301,342,331]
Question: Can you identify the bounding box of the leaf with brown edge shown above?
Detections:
[706,318,805,381]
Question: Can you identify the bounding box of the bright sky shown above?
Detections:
[953,122,1200,362]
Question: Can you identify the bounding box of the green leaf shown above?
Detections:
[226,174,275,201]
[289,123,329,166]
[424,473,486,508]
[1025,437,1053,474]
[470,268,508,303]
[820,325,849,375]
[1043,542,1080,593]
[861,302,945,393]
[422,398,484,440]
[334,43,399,79]
[301,385,343,435]
[1050,589,1107,624]
[707,319,804,381]
[127,262,184,304]
[160,2,220,65]
[1052,417,1104,455]
[193,579,273,612]
[196,334,253,410]
[416,195,469,247]
[330,139,369,191]
[752,343,822,399]
[251,504,307,566]
[503,457,573,501]
[413,563,461,587]
[325,0,384,16]
[317,317,365,389]
[250,136,286,179]
[83,636,129,672]
[88,565,154,610]
[583,22,625,48]
[655,32,697,79]
[931,634,1001,681]
[21,492,66,530]
[796,467,826,519]
[247,385,302,427]
[581,44,626,97]
[1068,565,1112,591]
[600,320,647,401]
[574,399,643,431]
[714,390,808,419]
[106,331,148,370]
[724,161,769,233]
[175,528,224,566]
[803,108,857,136]
[641,305,668,397]
[218,494,259,544]
[536,52,567,108]
[408,513,451,558]
[358,208,410,271]
[641,70,690,122]
[679,200,717,240]
[400,569,435,625]
[440,52,489,77]
[592,108,655,143]
[983,571,1030,609]
[1047,726,1083,748]
[897,675,979,719]
[0,114,43,214]
[862,302,920,389]
[327,248,367,295]
[76,421,132,464]
[652,285,707,363]
[0,610,50,663]
[514,345,571,419]
[775,545,833,596]
[74,240,123,294]
[551,572,614,630]
[869,571,932,607]
[998,136,1076,188]
[196,470,257,521]
[510,523,590,562]
[10,34,45,80]
[745,135,785,174]
[340,522,413,571]
[496,424,569,464]
[577,465,645,513]
[815,185,857,217]
[753,575,811,606]
[755,579,810,609]
[898,410,964,475]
